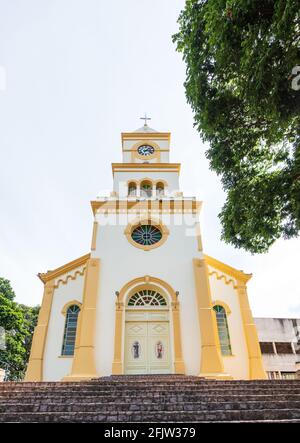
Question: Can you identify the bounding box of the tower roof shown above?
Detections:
[133,124,158,133]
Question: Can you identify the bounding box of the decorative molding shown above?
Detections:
[54,267,86,289]
[208,271,237,289]
[212,300,232,315]
[91,199,201,215]
[61,300,82,316]
[205,254,251,284]
[121,132,171,143]
[112,162,180,176]
[38,253,90,283]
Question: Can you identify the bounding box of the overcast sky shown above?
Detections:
[0,0,299,318]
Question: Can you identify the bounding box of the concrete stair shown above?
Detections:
[0,375,299,423]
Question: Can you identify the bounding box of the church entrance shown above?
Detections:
[124,289,172,374]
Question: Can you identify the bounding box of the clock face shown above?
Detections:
[137,144,155,156]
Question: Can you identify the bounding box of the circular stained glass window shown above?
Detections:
[131,225,162,246]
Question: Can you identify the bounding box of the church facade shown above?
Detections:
[25,123,266,382]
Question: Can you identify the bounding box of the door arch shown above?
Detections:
[112,276,185,375]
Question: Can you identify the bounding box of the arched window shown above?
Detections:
[128,182,137,196]
[61,305,80,356]
[213,305,232,355]
[128,289,167,306]
[156,182,164,197]
[140,181,152,198]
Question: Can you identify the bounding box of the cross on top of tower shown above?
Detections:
[140,113,151,126]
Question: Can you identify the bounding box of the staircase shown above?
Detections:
[0,375,300,423]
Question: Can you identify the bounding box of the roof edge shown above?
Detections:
[38,253,91,283]
[205,254,252,283]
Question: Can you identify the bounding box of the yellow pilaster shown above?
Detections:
[236,281,267,380]
[193,258,231,379]
[171,301,185,374]
[25,281,55,381]
[112,302,124,375]
[63,258,100,381]
[91,222,98,251]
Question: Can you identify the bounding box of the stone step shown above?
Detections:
[1,400,300,414]
[1,381,299,390]
[1,393,299,404]
[2,379,300,387]
[2,379,300,388]
[1,377,299,422]
[0,389,300,401]
[0,408,300,423]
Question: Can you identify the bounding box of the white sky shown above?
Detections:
[0,0,299,318]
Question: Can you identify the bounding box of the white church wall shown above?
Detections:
[43,268,85,381]
[93,214,202,377]
[121,153,170,163]
[208,271,249,379]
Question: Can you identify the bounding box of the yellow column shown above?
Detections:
[236,281,267,379]
[64,258,100,381]
[171,301,185,374]
[112,301,124,375]
[193,258,231,379]
[25,281,55,381]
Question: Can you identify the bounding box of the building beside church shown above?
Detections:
[25,122,267,382]
[255,317,300,380]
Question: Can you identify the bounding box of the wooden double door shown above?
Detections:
[124,310,171,374]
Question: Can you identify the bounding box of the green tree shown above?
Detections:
[0,278,39,380]
[173,0,300,253]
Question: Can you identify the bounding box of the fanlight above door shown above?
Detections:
[128,290,167,307]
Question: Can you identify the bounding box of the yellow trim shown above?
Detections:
[112,276,185,375]
[121,132,171,143]
[112,163,180,176]
[212,300,232,315]
[193,258,232,379]
[205,254,251,284]
[236,280,267,380]
[91,199,201,215]
[61,300,82,316]
[123,149,170,152]
[195,222,203,251]
[124,216,169,251]
[38,253,91,283]
[25,281,55,381]
[63,258,100,381]
[91,222,98,251]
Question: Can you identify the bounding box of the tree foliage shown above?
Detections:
[173,0,300,252]
[0,278,39,380]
